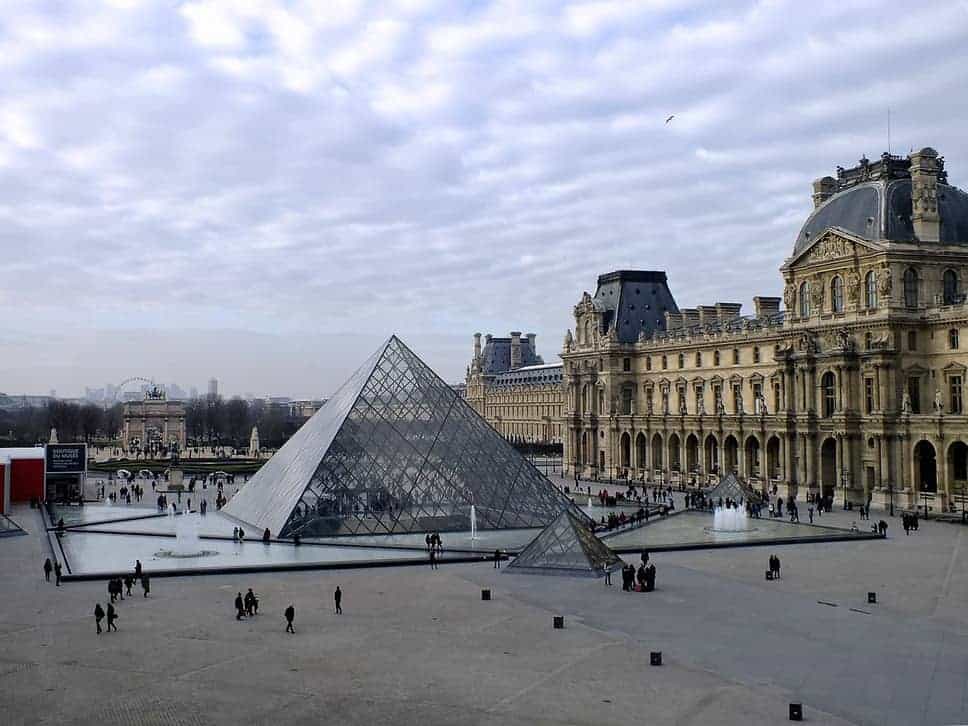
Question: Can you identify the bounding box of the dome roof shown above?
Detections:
[793,178,968,257]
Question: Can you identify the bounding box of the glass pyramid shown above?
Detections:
[507,508,622,577]
[706,473,763,504]
[225,336,571,538]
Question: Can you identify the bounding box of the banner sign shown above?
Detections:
[45,444,87,475]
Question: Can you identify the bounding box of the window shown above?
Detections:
[753,346,760,363]
[713,384,723,411]
[732,348,740,365]
[695,352,702,367]
[865,377,875,414]
[908,331,917,351]
[831,276,844,313]
[646,356,652,371]
[661,390,669,414]
[752,382,763,411]
[773,382,781,412]
[943,269,959,305]
[621,387,633,415]
[661,355,668,370]
[694,384,704,411]
[623,357,631,372]
[821,372,836,417]
[799,281,810,317]
[950,329,960,350]
[908,377,921,414]
[903,267,918,308]
[714,350,721,366]
[865,332,872,350]
[865,271,878,308]
[677,353,684,369]
[951,376,963,414]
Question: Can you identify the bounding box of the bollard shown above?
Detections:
[481,589,491,601]
[650,651,662,666]
[868,592,876,604]
[553,616,564,629]
[789,703,802,720]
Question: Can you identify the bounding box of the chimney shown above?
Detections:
[485,334,492,343]
[698,305,718,327]
[681,308,700,328]
[664,311,683,331]
[910,147,940,242]
[753,296,781,317]
[715,302,742,322]
[509,331,522,369]
[526,332,536,356]
[812,176,837,208]
[473,332,482,360]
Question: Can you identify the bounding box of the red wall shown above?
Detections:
[10,459,44,503]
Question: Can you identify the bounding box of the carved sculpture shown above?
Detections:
[783,282,796,312]
[878,267,892,298]
[935,389,944,413]
[902,391,912,413]
[563,329,573,352]
[845,271,861,305]
[810,276,825,310]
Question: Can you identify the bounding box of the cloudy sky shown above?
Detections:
[2,0,967,399]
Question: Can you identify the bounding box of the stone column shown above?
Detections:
[806,434,817,490]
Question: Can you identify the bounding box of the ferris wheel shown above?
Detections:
[114,377,156,401]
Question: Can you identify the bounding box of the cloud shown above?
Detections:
[0,0,966,397]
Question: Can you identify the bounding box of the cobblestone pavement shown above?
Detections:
[1,503,966,726]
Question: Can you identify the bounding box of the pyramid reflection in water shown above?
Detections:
[225,336,571,538]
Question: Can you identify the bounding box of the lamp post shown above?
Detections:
[842,467,849,510]
[888,480,895,517]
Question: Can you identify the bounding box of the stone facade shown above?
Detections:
[559,149,968,514]
[465,332,563,444]
[122,387,186,452]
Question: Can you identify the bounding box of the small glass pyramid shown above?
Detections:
[507,508,622,577]
[705,473,763,504]
[225,336,571,537]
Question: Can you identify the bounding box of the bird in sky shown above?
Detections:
[665,115,675,124]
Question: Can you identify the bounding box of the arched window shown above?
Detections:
[753,346,760,363]
[714,350,721,366]
[799,281,810,317]
[865,271,878,308]
[831,276,844,313]
[949,328,959,350]
[646,356,652,371]
[695,351,702,368]
[821,372,836,418]
[677,353,684,369]
[661,355,668,370]
[583,319,592,344]
[732,348,739,365]
[903,268,919,308]
[943,269,959,305]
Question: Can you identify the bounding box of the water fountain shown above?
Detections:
[470,504,478,540]
[710,505,754,533]
[156,507,217,559]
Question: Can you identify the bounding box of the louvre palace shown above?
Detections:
[468,147,968,513]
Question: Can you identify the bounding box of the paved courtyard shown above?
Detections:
[1,503,967,726]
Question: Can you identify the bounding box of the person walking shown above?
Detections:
[109,579,117,603]
[808,506,814,524]
[284,604,295,633]
[44,558,52,582]
[493,549,502,569]
[603,563,612,586]
[141,575,150,597]
[124,575,133,597]
[54,561,62,586]
[106,603,118,632]
[94,603,105,634]
[235,593,246,620]
[774,555,781,579]
[429,547,437,570]
[334,586,342,615]
[134,560,142,578]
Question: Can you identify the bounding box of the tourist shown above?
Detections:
[263,528,271,544]
[494,549,502,569]
[235,592,246,620]
[239,528,245,541]
[141,575,150,597]
[134,559,142,578]
[233,527,239,541]
[425,533,432,552]
[429,547,438,570]
[124,575,133,597]
[774,555,781,579]
[245,588,258,616]
[284,604,295,633]
[54,561,62,586]
[109,579,117,603]
[106,602,118,632]
[603,563,611,585]
[636,564,647,591]
[43,558,52,582]
[645,563,656,591]
[808,506,814,524]
[335,586,342,614]
[94,603,105,634]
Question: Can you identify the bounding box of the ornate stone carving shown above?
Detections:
[803,235,853,263]
[797,332,818,354]
[783,282,796,312]
[870,331,891,349]
[934,389,944,413]
[563,329,573,352]
[810,276,825,310]
[902,390,912,413]
[845,271,861,305]
[878,267,892,297]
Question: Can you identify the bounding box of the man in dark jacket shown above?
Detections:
[235,592,246,620]
[285,604,295,633]
[54,562,62,586]
[106,603,118,632]
[94,603,105,634]
[44,558,52,582]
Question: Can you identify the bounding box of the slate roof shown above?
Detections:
[593,270,678,344]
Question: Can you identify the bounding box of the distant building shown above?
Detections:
[465,332,563,445]
[207,378,218,398]
[122,387,186,453]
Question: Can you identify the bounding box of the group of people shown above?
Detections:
[902,512,920,534]
[618,555,656,592]
[234,585,343,633]
[92,560,150,634]
[767,554,781,579]
[42,557,63,586]
[232,526,247,541]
